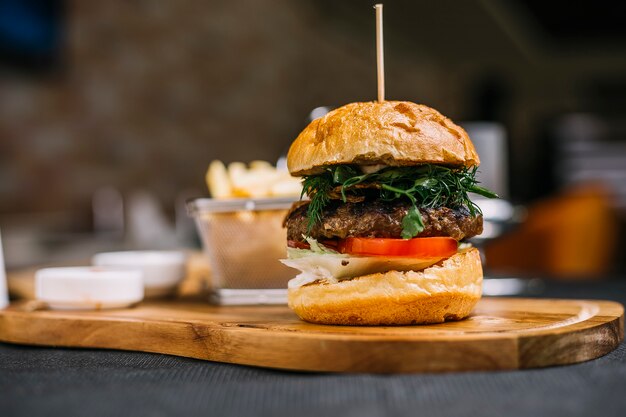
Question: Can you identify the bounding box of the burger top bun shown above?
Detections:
[287,101,480,176]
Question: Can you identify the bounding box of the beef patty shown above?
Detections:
[285,200,483,242]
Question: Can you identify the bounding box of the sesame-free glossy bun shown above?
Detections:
[287,101,480,176]
[287,248,483,326]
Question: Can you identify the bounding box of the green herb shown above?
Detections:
[300,164,498,238]
[301,174,332,231]
[401,206,424,239]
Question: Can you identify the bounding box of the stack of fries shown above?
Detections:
[206,160,302,198]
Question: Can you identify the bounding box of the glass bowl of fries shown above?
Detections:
[188,160,302,305]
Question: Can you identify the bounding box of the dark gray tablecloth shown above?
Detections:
[3,280,626,417]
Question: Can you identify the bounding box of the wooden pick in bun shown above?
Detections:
[281,101,497,326]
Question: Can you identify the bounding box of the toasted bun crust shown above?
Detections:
[287,101,480,176]
[288,248,482,325]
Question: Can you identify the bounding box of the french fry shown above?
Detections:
[270,178,303,197]
[227,162,249,197]
[227,162,247,185]
[249,160,274,171]
[206,160,232,198]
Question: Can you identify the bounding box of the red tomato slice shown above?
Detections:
[337,237,458,258]
[288,240,340,250]
[288,240,311,249]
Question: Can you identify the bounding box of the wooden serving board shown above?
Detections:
[0,298,623,373]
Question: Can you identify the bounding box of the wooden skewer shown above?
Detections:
[375,4,384,102]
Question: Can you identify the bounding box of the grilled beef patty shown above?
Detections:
[285,200,483,242]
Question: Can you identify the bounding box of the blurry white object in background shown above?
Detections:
[127,191,178,248]
[555,113,626,211]
[482,278,525,296]
[483,278,544,296]
[309,106,333,121]
[35,267,144,310]
[474,198,515,223]
[93,186,124,236]
[175,189,203,247]
[462,122,509,199]
[93,251,187,297]
[0,230,8,309]
[472,198,526,241]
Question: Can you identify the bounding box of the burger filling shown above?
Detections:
[281,164,497,286]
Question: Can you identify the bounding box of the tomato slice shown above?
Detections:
[287,240,339,250]
[288,240,311,249]
[337,237,458,258]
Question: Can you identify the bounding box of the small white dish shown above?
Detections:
[92,251,187,297]
[35,267,144,310]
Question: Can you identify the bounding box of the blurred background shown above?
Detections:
[1,0,625,280]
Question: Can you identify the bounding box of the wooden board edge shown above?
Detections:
[518,312,624,368]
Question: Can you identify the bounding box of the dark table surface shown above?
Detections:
[3,280,626,417]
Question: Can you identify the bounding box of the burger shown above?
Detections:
[281,101,497,325]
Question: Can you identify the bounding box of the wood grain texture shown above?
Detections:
[0,298,622,373]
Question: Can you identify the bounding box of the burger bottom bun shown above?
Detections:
[288,248,483,326]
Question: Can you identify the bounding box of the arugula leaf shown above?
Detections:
[332,165,359,184]
[401,206,424,239]
[468,184,499,199]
